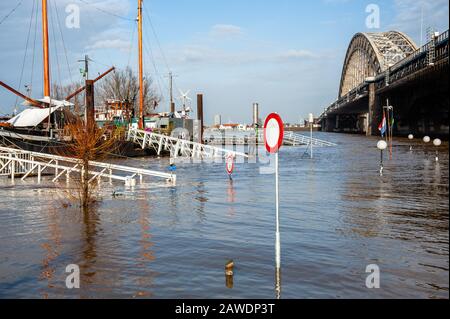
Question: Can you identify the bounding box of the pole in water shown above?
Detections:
[264,113,284,297]
[433,139,442,162]
[275,152,280,268]
[309,113,314,159]
[377,140,388,176]
[380,150,384,176]
[408,134,414,151]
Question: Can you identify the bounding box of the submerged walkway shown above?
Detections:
[0,146,176,186]
[204,130,337,147]
[127,128,249,159]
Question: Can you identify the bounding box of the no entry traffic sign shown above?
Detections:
[226,154,234,175]
[264,113,284,154]
[263,113,284,274]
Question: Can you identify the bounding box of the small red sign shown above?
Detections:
[226,155,235,175]
[264,113,284,153]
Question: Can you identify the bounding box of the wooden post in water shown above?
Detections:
[197,94,204,143]
[42,0,50,97]
[85,80,95,124]
[169,72,175,114]
[137,0,144,129]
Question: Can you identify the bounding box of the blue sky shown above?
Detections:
[0,0,448,124]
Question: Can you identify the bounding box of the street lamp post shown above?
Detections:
[377,140,388,176]
[433,139,442,162]
[408,134,414,151]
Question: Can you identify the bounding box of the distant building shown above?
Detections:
[220,123,240,130]
[214,114,222,126]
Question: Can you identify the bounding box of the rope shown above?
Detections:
[53,0,73,83]
[78,2,117,72]
[143,4,171,73]
[140,18,168,100]
[49,1,62,88]
[0,1,22,26]
[142,35,166,103]
[126,22,137,69]
[76,0,134,22]
[14,0,36,112]
[30,0,40,96]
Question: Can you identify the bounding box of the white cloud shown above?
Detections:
[390,0,449,44]
[279,49,318,60]
[86,39,131,52]
[210,24,243,37]
[57,0,131,17]
[173,44,320,67]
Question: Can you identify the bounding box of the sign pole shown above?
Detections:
[310,122,313,159]
[264,113,284,298]
[275,151,280,270]
[309,113,314,159]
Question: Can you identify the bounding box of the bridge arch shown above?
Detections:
[338,31,417,97]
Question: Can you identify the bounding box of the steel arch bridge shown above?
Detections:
[338,31,417,97]
[320,28,449,137]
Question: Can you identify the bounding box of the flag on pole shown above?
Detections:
[390,116,395,128]
[378,112,387,137]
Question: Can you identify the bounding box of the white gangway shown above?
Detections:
[127,128,249,159]
[0,146,176,186]
[203,130,337,147]
[282,132,337,147]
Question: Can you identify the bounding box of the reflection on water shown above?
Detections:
[80,208,99,297]
[40,205,62,299]
[275,268,281,300]
[0,133,448,299]
[134,200,155,298]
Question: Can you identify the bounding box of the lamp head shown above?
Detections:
[377,140,388,151]
[433,139,442,147]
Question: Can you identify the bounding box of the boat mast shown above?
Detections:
[42,0,51,98]
[138,0,144,129]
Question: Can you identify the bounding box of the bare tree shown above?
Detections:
[98,67,160,116]
[60,116,119,214]
[52,82,84,114]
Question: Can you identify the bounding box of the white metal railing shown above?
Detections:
[127,128,249,159]
[0,146,176,185]
[257,131,336,147]
[282,131,337,147]
[203,130,337,147]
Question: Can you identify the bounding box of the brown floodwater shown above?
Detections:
[0,133,448,299]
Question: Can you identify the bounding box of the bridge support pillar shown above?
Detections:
[323,116,336,132]
[335,115,340,130]
[367,83,376,136]
[363,113,370,135]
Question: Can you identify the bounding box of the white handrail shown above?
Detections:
[0,146,176,185]
[128,128,249,158]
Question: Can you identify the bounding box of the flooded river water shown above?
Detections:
[0,133,448,299]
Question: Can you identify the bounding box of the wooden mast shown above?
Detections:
[138,0,144,129]
[42,0,51,97]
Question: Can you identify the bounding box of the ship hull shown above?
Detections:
[0,128,156,157]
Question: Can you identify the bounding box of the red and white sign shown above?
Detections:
[264,113,284,154]
[226,154,235,175]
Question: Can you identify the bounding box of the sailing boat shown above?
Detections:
[0,0,75,151]
[0,0,114,153]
